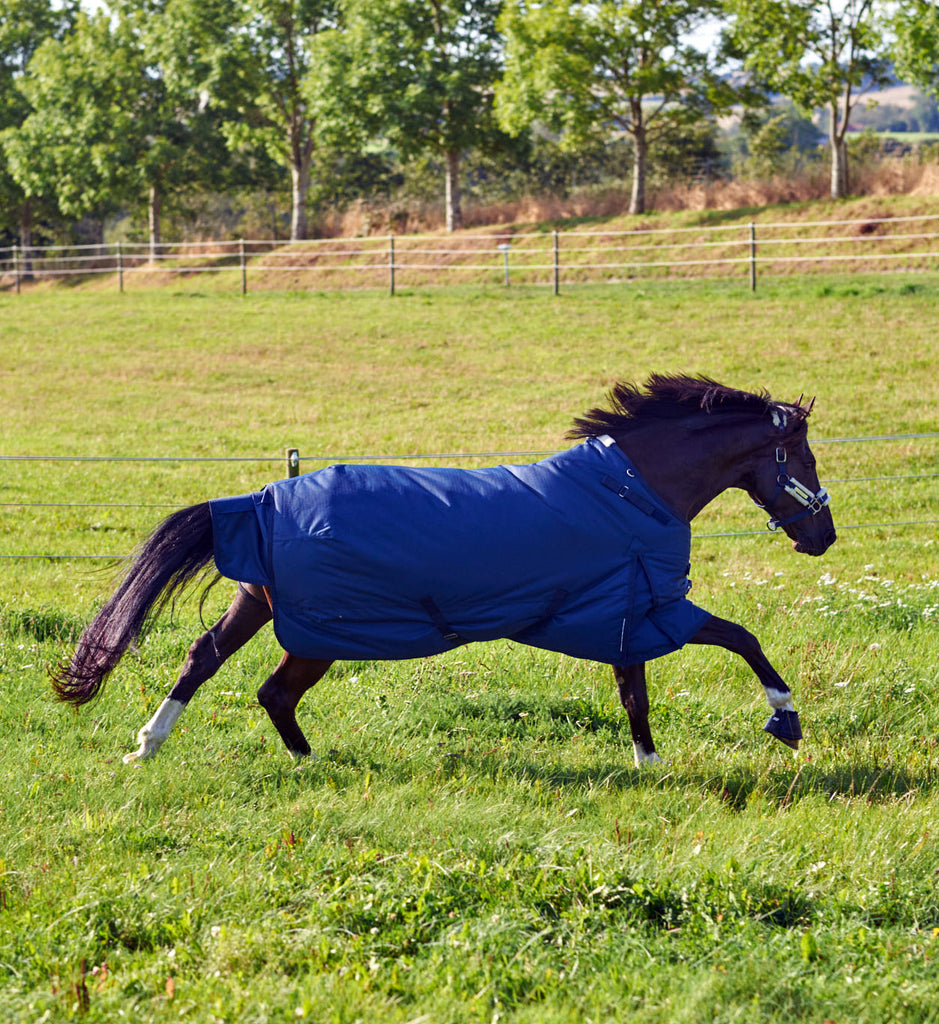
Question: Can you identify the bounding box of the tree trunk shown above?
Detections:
[291,159,310,241]
[829,101,849,199]
[629,125,647,216]
[148,184,162,263]
[445,149,462,232]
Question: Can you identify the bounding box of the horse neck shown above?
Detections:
[609,415,769,523]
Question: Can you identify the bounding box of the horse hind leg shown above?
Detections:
[123,583,273,763]
[257,654,333,758]
[613,662,664,766]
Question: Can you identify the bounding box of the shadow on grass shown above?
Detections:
[234,739,936,812]
[504,758,935,809]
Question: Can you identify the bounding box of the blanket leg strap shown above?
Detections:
[420,597,469,647]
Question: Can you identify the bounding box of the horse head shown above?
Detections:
[745,404,837,557]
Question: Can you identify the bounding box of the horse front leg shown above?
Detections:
[123,583,273,763]
[613,662,664,766]
[257,654,333,758]
[688,614,802,750]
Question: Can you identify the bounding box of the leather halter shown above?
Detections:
[753,447,831,532]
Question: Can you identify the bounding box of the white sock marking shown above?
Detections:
[633,741,665,767]
[122,698,185,763]
[765,687,795,712]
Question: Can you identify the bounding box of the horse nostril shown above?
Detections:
[825,529,837,548]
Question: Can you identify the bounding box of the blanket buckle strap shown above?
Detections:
[420,596,469,647]
[601,475,671,526]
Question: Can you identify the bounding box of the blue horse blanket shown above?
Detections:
[209,436,710,665]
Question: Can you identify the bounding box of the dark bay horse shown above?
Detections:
[54,374,836,766]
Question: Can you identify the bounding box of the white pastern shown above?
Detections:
[633,742,665,767]
[764,687,796,713]
[122,697,185,764]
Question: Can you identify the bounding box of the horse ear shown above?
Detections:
[805,396,816,415]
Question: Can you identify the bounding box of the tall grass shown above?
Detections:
[0,277,937,1021]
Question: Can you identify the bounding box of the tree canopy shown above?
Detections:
[497,0,729,215]
[723,0,892,198]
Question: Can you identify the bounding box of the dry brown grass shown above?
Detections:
[314,155,939,237]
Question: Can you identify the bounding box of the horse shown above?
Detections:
[53,374,836,767]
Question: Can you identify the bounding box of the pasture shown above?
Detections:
[1,276,937,1022]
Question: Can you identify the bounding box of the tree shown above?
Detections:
[723,0,892,199]
[339,0,505,232]
[220,0,342,240]
[0,0,78,245]
[5,1,237,253]
[496,0,729,216]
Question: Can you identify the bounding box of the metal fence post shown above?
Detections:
[749,222,757,292]
[553,230,560,296]
[285,447,300,478]
[240,239,247,295]
[389,234,395,296]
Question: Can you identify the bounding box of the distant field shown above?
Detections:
[877,131,939,145]
[0,277,937,1022]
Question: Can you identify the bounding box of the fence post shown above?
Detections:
[13,245,20,295]
[553,230,560,296]
[240,239,247,295]
[117,241,124,294]
[389,234,395,296]
[748,222,757,292]
[285,447,300,478]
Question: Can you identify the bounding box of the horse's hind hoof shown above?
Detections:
[764,709,802,750]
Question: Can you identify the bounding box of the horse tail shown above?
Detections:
[52,502,217,707]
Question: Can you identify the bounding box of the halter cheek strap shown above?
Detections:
[754,447,831,532]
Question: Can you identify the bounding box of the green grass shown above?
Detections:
[0,277,937,1022]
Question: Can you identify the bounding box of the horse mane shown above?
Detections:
[568,373,811,438]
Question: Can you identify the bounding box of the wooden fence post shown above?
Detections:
[240,239,247,295]
[13,245,20,295]
[117,241,124,294]
[285,447,300,478]
[749,222,757,292]
[389,234,395,296]
[553,230,560,296]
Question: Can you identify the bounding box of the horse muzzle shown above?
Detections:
[792,527,837,556]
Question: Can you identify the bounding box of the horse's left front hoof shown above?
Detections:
[764,709,802,750]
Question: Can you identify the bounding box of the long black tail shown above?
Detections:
[52,502,216,706]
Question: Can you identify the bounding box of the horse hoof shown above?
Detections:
[122,739,159,763]
[764,709,802,750]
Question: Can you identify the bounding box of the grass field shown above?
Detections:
[1,276,937,1022]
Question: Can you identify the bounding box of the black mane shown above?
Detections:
[568,373,810,438]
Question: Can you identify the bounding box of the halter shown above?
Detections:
[753,447,831,532]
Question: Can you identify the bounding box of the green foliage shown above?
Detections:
[2,1,239,236]
[890,0,939,99]
[723,0,893,196]
[210,0,344,238]
[341,0,504,158]
[496,0,731,213]
[0,0,78,239]
[729,103,824,179]
[723,0,890,115]
[335,0,507,228]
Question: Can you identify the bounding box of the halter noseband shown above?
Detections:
[753,447,831,532]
